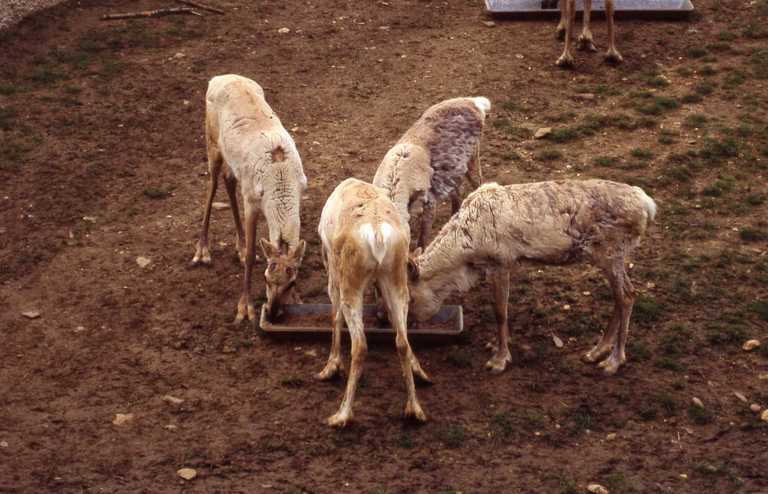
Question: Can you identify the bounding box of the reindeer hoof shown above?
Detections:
[315,360,342,381]
[485,351,512,374]
[556,53,575,68]
[577,36,597,52]
[191,247,212,266]
[605,50,624,64]
[598,355,623,375]
[404,400,427,422]
[327,411,352,428]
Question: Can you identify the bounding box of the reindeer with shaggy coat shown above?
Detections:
[317,178,430,427]
[373,97,490,247]
[192,74,307,323]
[408,179,657,375]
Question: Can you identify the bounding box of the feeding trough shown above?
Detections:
[259,303,464,343]
[485,0,694,17]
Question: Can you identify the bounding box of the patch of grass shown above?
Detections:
[699,137,739,166]
[279,376,304,388]
[746,194,766,206]
[633,295,663,324]
[687,47,707,59]
[699,65,717,77]
[0,106,17,130]
[683,114,707,128]
[743,23,768,39]
[0,135,32,170]
[636,96,679,116]
[437,423,466,448]
[687,404,715,424]
[739,227,767,242]
[500,100,518,112]
[702,178,734,197]
[723,71,747,88]
[748,49,768,79]
[706,324,747,346]
[630,148,653,160]
[682,93,703,104]
[446,351,472,368]
[655,356,687,372]
[535,149,563,161]
[626,341,651,361]
[718,31,737,41]
[748,300,768,321]
[502,151,521,161]
[568,404,597,435]
[0,84,17,95]
[643,74,669,87]
[143,188,171,200]
[395,433,414,449]
[694,81,716,95]
[99,60,125,79]
[28,66,64,85]
[547,127,579,143]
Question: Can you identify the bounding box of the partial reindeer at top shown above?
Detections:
[192,74,307,323]
[373,97,490,248]
[556,0,622,67]
[316,178,430,427]
[408,179,656,375]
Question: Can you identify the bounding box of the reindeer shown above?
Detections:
[408,180,656,375]
[316,178,430,427]
[556,0,622,67]
[191,74,307,323]
[372,97,490,248]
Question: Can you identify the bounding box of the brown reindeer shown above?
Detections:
[556,0,622,67]
[191,74,307,323]
[316,178,430,427]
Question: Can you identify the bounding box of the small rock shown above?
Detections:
[136,256,151,268]
[21,310,41,319]
[762,410,768,423]
[304,349,318,357]
[277,27,290,34]
[112,413,134,426]
[750,403,761,413]
[587,483,609,494]
[733,391,748,403]
[177,468,197,480]
[82,216,97,223]
[0,441,7,448]
[573,93,596,101]
[551,334,564,348]
[74,325,86,333]
[692,397,704,408]
[173,52,185,59]
[483,20,496,27]
[162,395,184,405]
[534,127,552,139]
[760,373,768,380]
[679,474,688,480]
[742,339,761,351]
[164,424,178,430]
[606,433,617,441]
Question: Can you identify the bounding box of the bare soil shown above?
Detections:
[1,0,767,492]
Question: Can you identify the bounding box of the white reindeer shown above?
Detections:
[556,0,622,67]
[191,74,307,323]
[408,179,656,375]
[316,178,430,427]
[372,97,490,248]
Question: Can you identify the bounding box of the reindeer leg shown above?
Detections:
[598,260,634,375]
[317,265,344,380]
[234,202,258,324]
[327,291,367,427]
[556,0,576,67]
[556,0,567,40]
[486,269,512,373]
[578,0,597,51]
[380,276,427,421]
[192,145,222,266]
[605,0,623,63]
[223,170,248,265]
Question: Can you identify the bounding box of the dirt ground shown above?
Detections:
[1,0,767,492]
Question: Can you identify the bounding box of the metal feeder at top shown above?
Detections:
[485,0,694,17]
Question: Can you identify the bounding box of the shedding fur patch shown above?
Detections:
[360,223,391,265]
[633,186,657,222]
[271,146,286,162]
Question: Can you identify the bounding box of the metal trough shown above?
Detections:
[259,303,464,343]
[485,0,695,17]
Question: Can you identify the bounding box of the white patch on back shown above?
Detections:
[472,97,491,118]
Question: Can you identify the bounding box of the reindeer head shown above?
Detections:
[259,239,306,321]
[407,247,441,322]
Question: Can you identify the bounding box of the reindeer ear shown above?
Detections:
[259,238,279,259]
[407,248,422,281]
[291,239,306,262]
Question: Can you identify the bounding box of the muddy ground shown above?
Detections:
[1,0,767,492]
